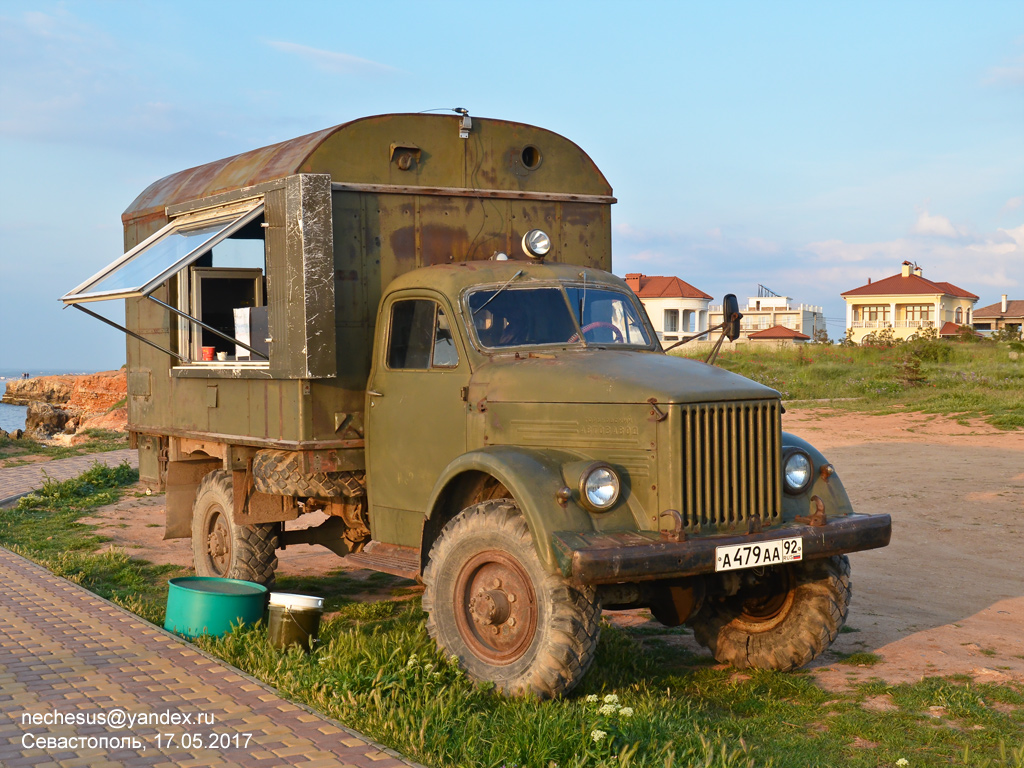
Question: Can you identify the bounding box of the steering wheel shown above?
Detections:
[568,321,624,343]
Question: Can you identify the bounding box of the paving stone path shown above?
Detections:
[0,449,139,507]
[0,548,422,768]
[0,452,423,767]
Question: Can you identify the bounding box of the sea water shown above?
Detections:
[0,368,89,433]
[0,381,28,433]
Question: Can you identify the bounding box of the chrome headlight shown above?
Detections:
[522,229,551,259]
[579,463,620,512]
[783,451,813,495]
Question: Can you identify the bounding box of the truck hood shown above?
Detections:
[471,350,778,405]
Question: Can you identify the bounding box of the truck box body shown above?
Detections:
[111,114,613,465]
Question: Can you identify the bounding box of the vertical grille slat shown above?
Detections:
[679,399,781,531]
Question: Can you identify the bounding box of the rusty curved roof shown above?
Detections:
[123,126,338,225]
[122,113,612,225]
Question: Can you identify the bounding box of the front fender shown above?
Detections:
[781,432,855,521]
[426,446,596,573]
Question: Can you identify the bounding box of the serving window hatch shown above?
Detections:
[61,201,270,365]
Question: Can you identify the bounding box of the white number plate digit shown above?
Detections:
[715,537,803,572]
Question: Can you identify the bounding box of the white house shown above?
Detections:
[708,292,825,341]
[624,273,713,342]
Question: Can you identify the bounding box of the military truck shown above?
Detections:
[63,112,890,698]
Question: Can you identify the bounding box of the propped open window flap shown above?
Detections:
[61,202,265,305]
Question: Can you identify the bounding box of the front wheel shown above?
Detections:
[422,500,601,699]
[191,470,279,586]
[689,555,851,670]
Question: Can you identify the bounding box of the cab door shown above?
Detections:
[365,293,470,545]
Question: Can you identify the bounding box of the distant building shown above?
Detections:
[708,288,825,341]
[747,325,811,345]
[972,295,1023,336]
[624,273,712,343]
[841,261,978,344]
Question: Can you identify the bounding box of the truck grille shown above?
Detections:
[680,399,782,530]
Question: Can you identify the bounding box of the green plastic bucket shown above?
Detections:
[164,577,268,638]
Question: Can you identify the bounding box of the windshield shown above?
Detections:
[565,286,652,346]
[467,284,652,349]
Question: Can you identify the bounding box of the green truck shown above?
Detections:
[63,112,890,698]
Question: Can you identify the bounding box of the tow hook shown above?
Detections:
[796,495,827,527]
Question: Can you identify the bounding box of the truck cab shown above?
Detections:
[63,112,890,698]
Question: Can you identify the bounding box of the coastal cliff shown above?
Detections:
[1,371,127,437]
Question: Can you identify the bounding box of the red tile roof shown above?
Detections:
[973,299,1024,319]
[625,273,712,300]
[938,322,961,336]
[748,325,811,340]
[841,272,978,300]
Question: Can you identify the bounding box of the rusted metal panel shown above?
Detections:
[164,458,221,539]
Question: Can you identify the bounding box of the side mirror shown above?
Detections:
[723,294,743,341]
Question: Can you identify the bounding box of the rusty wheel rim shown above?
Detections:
[453,550,538,665]
[733,567,795,633]
[205,506,231,576]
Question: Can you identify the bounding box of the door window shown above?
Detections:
[387,299,459,369]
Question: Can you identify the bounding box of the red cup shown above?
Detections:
[201,346,216,361]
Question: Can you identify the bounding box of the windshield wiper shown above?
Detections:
[472,269,524,315]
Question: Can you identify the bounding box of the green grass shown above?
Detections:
[0,428,129,462]
[3,466,1023,767]
[675,340,1024,429]
[0,463,185,623]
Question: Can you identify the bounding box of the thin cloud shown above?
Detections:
[266,41,401,76]
[913,209,962,239]
[984,54,1024,86]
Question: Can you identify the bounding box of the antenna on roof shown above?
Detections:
[758,284,781,298]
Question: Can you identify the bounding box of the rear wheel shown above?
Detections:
[422,499,600,699]
[689,555,851,670]
[191,470,278,586]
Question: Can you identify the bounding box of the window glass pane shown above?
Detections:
[664,309,679,333]
[87,220,232,296]
[388,300,436,369]
[565,287,652,345]
[469,287,577,348]
[432,308,459,367]
[63,204,263,303]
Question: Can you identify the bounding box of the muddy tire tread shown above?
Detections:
[192,470,279,587]
[422,499,600,699]
[690,554,851,671]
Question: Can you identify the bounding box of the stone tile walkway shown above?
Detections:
[0,547,422,767]
[0,449,139,507]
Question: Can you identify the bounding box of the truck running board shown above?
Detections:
[344,541,420,582]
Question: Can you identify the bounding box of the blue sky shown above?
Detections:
[1,0,1021,370]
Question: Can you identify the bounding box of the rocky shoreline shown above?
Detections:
[1,370,127,441]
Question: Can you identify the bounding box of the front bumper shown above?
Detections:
[551,513,892,585]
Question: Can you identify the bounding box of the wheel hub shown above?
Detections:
[205,508,231,575]
[454,552,537,663]
[731,566,796,632]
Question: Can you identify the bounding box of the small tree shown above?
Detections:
[813,327,830,344]
[956,325,979,343]
[841,328,857,347]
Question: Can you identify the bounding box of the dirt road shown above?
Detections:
[83,408,1024,689]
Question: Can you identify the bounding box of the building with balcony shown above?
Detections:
[624,273,712,342]
[708,288,825,341]
[841,262,978,344]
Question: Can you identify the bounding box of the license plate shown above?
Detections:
[715,537,803,572]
